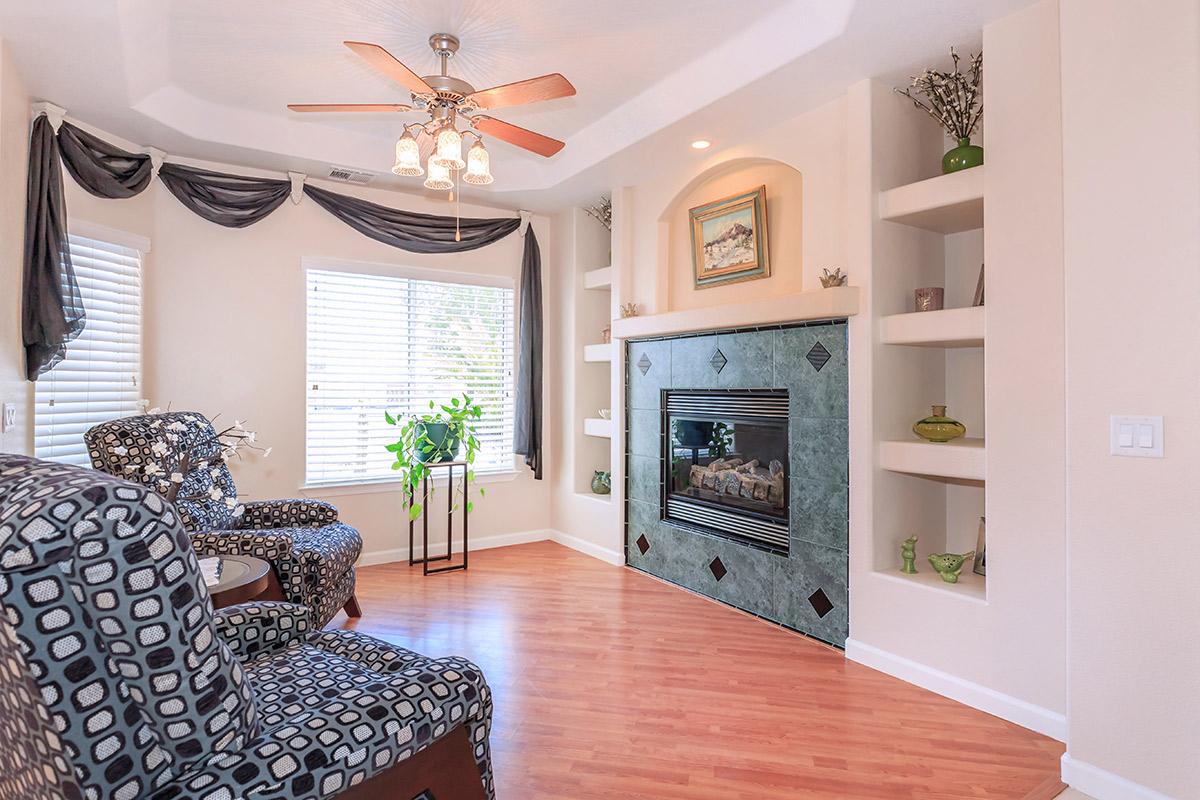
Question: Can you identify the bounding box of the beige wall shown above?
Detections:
[0,40,30,455]
[1060,0,1200,796]
[56,146,554,561]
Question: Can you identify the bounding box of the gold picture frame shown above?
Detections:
[689,185,770,289]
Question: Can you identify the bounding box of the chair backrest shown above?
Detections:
[0,455,258,797]
[85,411,239,531]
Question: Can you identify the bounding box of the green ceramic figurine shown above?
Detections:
[928,551,976,584]
[900,536,919,574]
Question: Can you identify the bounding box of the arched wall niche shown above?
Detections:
[656,157,805,313]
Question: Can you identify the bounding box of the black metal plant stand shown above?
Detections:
[408,460,469,575]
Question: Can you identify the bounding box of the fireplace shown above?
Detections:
[663,389,790,552]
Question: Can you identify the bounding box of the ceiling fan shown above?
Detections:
[288,34,575,189]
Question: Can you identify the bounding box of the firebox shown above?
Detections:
[662,389,790,552]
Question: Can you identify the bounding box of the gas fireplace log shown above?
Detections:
[734,459,760,473]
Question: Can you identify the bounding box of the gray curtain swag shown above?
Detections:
[158,164,291,228]
[22,111,545,477]
[23,115,84,379]
[57,121,153,199]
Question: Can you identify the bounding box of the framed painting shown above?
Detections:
[689,185,770,289]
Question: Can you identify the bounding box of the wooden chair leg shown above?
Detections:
[343,592,363,618]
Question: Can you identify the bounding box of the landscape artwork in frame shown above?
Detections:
[689,185,770,289]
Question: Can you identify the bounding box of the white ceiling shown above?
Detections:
[0,0,1036,210]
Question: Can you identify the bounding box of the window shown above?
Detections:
[305,265,516,486]
[35,233,143,466]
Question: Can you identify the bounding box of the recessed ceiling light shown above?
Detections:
[691,139,711,150]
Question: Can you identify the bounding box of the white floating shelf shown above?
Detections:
[879,438,985,482]
[583,343,613,362]
[880,306,985,348]
[612,286,859,340]
[583,418,613,439]
[872,568,987,604]
[583,266,612,290]
[879,167,984,233]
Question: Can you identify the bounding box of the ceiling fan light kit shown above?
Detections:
[291,32,575,193]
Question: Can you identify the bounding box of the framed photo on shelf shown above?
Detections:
[973,516,987,576]
[689,185,770,289]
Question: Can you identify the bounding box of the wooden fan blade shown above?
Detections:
[467,73,576,110]
[288,103,413,113]
[344,41,434,95]
[473,115,565,157]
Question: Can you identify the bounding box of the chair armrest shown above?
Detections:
[191,528,294,561]
[308,630,425,674]
[236,499,339,529]
[213,601,311,661]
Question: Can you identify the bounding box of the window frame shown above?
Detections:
[300,256,521,491]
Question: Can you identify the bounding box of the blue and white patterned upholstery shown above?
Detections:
[0,455,495,799]
[85,412,361,627]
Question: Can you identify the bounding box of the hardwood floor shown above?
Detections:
[338,541,1065,799]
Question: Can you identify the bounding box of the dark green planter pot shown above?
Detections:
[414,422,461,463]
[942,137,984,174]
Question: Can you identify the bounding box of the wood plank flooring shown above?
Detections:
[338,541,1064,799]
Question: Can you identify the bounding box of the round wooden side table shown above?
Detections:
[204,555,271,608]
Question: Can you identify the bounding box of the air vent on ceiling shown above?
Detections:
[326,165,374,185]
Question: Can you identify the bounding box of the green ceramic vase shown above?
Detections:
[591,470,612,495]
[912,405,966,443]
[942,137,984,174]
[414,422,461,463]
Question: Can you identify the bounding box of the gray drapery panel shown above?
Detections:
[158,164,291,228]
[513,229,543,479]
[304,184,520,253]
[22,115,84,380]
[57,121,152,199]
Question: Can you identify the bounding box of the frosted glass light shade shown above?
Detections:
[423,157,454,190]
[392,130,423,176]
[462,140,493,185]
[431,126,465,169]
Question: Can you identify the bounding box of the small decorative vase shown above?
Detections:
[928,551,976,583]
[900,536,918,574]
[591,470,612,495]
[942,137,984,174]
[912,405,966,443]
[914,287,944,312]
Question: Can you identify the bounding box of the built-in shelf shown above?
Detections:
[879,167,984,233]
[583,343,613,362]
[583,418,613,439]
[583,266,612,290]
[879,438,985,482]
[880,306,985,348]
[574,491,612,505]
[872,568,987,603]
[612,286,859,340]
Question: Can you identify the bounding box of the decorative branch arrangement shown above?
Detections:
[895,48,983,140]
[120,408,270,513]
[583,195,612,231]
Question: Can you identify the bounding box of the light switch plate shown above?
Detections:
[1110,414,1163,458]
[2,403,14,433]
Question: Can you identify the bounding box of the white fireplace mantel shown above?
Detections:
[611,286,860,340]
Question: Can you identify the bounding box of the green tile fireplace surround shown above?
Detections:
[625,321,850,646]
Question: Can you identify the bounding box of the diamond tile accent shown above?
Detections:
[806,341,832,372]
[635,534,650,555]
[637,352,653,376]
[708,556,727,581]
[709,348,728,374]
[808,588,834,618]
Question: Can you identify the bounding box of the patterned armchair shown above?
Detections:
[0,455,494,799]
[85,411,361,627]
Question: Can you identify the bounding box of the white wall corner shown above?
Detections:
[1061,754,1180,800]
[32,101,65,130]
[845,638,1067,741]
[550,529,624,566]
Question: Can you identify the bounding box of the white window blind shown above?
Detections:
[35,234,143,466]
[305,266,516,486]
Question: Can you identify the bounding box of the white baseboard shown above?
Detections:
[1061,754,1178,800]
[549,529,625,566]
[845,638,1067,741]
[357,529,555,566]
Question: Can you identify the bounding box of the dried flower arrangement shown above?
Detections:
[895,48,984,172]
[122,404,269,514]
[584,196,612,231]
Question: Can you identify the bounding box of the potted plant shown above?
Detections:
[895,48,984,173]
[385,393,485,520]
